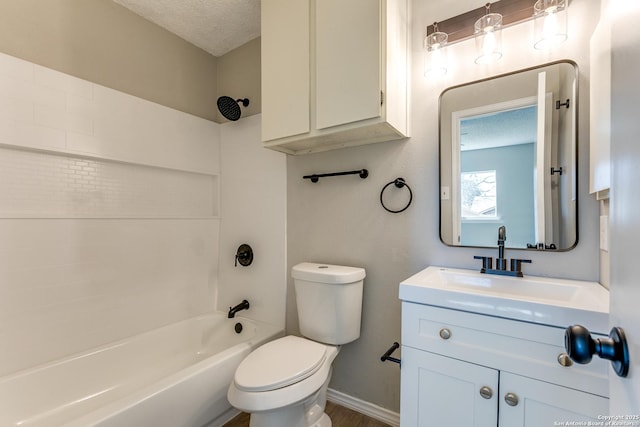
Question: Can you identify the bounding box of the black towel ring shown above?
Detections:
[380,178,413,213]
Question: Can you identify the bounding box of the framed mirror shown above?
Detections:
[439,61,578,250]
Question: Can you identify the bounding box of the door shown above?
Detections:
[534,71,549,248]
[498,372,608,426]
[609,1,640,413]
[400,347,498,427]
[535,73,555,248]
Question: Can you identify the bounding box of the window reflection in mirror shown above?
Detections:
[439,61,578,251]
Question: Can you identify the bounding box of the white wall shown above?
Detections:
[287,0,601,412]
[218,115,287,328]
[0,52,221,376]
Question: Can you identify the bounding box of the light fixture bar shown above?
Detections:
[426,0,535,45]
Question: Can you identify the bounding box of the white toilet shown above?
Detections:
[227,262,365,427]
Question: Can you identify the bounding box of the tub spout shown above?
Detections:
[228,300,250,318]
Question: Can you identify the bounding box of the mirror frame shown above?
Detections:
[438,60,579,251]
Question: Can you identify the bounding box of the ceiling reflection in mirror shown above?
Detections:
[439,61,578,251]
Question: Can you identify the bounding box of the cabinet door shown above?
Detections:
[315,0,381,130]
[400,347,498,427]
[499,372,609,426]
[261,0,310,141]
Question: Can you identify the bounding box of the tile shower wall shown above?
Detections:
[0,52,218,174]
[218,115,287,328]
[0,148,217,218]
[0,53,220,377]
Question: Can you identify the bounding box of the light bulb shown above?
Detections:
[483,30,497,58]
[543,9,558,40]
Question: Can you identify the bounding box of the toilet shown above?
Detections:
[227,262,365,427]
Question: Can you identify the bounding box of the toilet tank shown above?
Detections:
[292,262,365,345]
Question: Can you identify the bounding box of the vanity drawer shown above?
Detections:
[401,302,609,397]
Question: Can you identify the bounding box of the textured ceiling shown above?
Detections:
[460,106,537,151]
[112,0,260,57]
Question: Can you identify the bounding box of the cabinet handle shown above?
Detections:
[479,386,493,399]
[504,392,519,407]
[439,328,451,340]
[557,352,573,367]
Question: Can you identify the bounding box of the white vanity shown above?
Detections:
[399,266,610,426]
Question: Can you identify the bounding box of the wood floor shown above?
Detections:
[223,401,391,427]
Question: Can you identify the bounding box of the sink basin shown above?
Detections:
[399,266,609,333]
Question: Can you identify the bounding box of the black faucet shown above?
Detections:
[228,299,250,318]
[496,225,507,270]
[474,226,531,277]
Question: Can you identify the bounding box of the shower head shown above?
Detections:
[217,96,250,121]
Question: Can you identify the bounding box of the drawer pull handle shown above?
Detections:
[439,328,451,340]
[479,386,493,399]
[557,352,573,367]
[504,392,519,407]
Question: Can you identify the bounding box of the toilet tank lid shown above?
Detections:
[292,262,365,284]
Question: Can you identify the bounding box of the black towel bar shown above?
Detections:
[303,169,368,183]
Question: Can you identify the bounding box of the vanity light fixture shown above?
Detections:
[424,22,449,77]
[474,3,503,64]
[533,0,568,49]
[423,0,572,76]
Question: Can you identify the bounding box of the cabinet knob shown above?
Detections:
[557,353,573,367]
[439,328,451,340]
[479,386,493,399]
[504,392,519,407]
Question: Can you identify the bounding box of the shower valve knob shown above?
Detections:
[235,244,253,267]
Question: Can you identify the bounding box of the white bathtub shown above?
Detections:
[0,312,283,427]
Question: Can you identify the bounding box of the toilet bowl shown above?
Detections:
[227,336,339,426]
[227,263,365,427]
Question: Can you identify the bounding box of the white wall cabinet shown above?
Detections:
[400,303,609,426]
[261,0,408,155]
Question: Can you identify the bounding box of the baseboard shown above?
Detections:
[327,388,400,427]
[203,407,241,427]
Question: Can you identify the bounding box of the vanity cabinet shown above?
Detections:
[261,0,408,155]
[400,303,609,426]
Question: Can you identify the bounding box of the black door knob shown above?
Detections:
[564,325,630,377]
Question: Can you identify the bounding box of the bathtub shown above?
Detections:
[0,312,283,427]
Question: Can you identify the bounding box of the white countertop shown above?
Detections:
[399,266,609,334]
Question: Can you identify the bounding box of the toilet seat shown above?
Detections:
[234,336,328,392]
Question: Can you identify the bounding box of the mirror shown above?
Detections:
[439,61,578,250]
